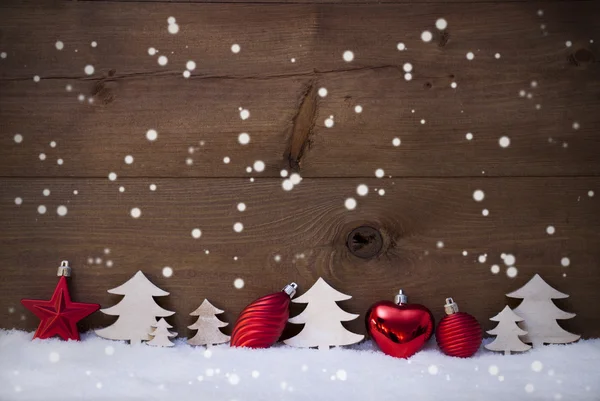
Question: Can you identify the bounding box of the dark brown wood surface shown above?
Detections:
[1,178,599,337]
[1,0,599,340]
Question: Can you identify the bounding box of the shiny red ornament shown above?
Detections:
[230,282,297,348]
[436,297,482,358]
[21,261,100,341]
[366,290,434,359]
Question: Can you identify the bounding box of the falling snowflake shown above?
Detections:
[435,18,448,30]
[238,133,250,145]
[356,184,369,196]
[473,190,485,202]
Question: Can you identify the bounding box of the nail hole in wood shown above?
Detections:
[347,226,383,259]
[424,82,432,89]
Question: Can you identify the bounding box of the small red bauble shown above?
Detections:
[21,261,100,341]
[230,283,297,348]
[435,297,482,358]
[366,290,435,359]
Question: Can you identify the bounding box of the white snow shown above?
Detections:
[1,330,598,401]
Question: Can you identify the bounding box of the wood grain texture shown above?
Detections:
[1,177,599,337]
[1,2,599,177]
[55,0,574,4]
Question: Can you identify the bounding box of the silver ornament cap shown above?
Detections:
[282,282,298,298]
[444,297,459,315]
[394,289,408,305]
[57,260,72,277]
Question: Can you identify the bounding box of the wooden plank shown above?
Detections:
[2,68,600,178]
[1,177,599,338]
[1,2,598,178]
[50,0,569,4]
[1,2,598,79]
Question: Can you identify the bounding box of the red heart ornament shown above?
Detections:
[366,290,435,359]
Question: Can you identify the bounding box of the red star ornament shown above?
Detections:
[21,275,100,341]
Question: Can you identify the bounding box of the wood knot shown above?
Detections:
[438,31,450,48]
[91,81,115,105]
[346,226,383,259]
[424,82,433,89]
[571,48,595,66]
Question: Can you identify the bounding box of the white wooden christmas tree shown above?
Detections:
[506,274,580,347]
[147,318,177,347]
[187,299,231,347]
[95,270,175,344]
[485,305,532,355]
[284,277,364,350]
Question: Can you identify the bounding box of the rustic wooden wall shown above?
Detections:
[1,0,599,340]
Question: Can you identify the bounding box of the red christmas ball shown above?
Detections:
[230,283,297,348]
[435,298,482,358]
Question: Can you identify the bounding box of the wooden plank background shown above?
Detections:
[1,0,599,339]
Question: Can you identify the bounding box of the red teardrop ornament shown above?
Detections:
[230,283,297,348]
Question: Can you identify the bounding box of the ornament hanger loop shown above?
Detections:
[394,289,408,305]
[57,260,72,277]
[444,297,459,315]
[283,282,298,298]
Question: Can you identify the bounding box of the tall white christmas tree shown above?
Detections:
[147,318,177,347]
[485,305,531,355]
[284,277,364,350]
[506,274,580,347]
[95,270,175,344]
[187,299,231,347]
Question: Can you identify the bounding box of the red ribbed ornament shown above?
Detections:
[435,297,482,358]
[230,283,298,348]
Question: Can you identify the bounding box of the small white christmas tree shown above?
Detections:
[485,305,531,355]
[187,299,231,347]
[284,277,364,350]
[95,270,175,344]
[506,274,580,347]
[147,318,177,347]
